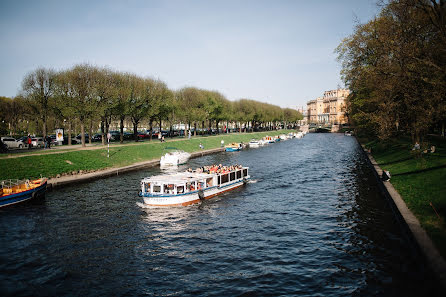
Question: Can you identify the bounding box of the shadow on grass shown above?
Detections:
[392,164,446,177]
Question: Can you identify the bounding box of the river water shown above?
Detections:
[0,134,441,296]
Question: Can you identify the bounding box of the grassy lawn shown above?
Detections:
[0,131,291,181]
[362,135,446,258]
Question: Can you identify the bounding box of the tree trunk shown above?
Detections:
[81,122,85,147]
[101,119,105,145]
[89,120,93,145]
[188,120,191,137]
[194,122,197,136]
[120,117,124,143]
[133,121,138,141]
[68,120,72,146]
[216,120,220,134]
[42,114,47,139]
[149,119,153,141]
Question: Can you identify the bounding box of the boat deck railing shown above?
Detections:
[1,179,26,189]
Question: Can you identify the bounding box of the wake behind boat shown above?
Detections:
[139,164,250,207]
[0,178,47,207]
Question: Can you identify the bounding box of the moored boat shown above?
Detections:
[139,165,250,207]
[248,139,260,148]
[225,143,242,152]
[160,149,191,167]
[263,136,275,143]
[0,178,47,208]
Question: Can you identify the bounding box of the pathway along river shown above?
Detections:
[0,134,442,296]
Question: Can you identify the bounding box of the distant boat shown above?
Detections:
[263,136,275,143]
[1,178,47,208]
[248,139,260,148]
[160,148,191,167]
[225,143,242,152]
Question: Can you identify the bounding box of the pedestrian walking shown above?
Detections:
[27,134,32,149]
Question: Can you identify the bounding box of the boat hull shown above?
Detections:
[141,178,249,207]
[0,180,47,208]
[225,147,241,152]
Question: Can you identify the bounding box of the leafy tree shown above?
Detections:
[21,67,56,138]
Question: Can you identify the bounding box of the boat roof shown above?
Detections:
[142,167,248,184]
[142,172,214,184]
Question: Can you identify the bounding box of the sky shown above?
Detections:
[0,0,378,109]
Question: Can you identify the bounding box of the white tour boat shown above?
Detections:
[139,165,250,207]
[160,149,191,167]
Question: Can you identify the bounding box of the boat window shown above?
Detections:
[198,181,205,189]
[206,178,213,187]
[153,185,161,193]
[230,172,236,181]
[187,182,195,191]
[218,176,221,185]
[166,184,175,194]
[237,170,242,179]
[177,185,184,194]
[144,182,151,192]
[221,174,229,184]
[243,169,248,177]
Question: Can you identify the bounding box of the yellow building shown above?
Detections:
[307,89,349,124]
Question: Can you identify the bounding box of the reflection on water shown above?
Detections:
[0,133,442,296]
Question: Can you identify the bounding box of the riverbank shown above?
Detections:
[0,131,291,181]
[359,135,446,289]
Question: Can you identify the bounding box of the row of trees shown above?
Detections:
[336,0,445,141]
[1,64,303,146]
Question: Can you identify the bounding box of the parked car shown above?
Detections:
[31,137,44,148]
[92,134,102,142]
[49,135,60,145]
[75,133,90,142]
[0,137,25,149]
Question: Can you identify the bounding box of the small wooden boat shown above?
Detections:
[0,178,47,208]
[139,165,250,207]
[225,143,242,152]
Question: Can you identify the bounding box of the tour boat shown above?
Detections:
[160,149,191,167]
[248,139,260,148]
[139,165,250,207]
[225,143,242,152]
[0,178,47,208]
